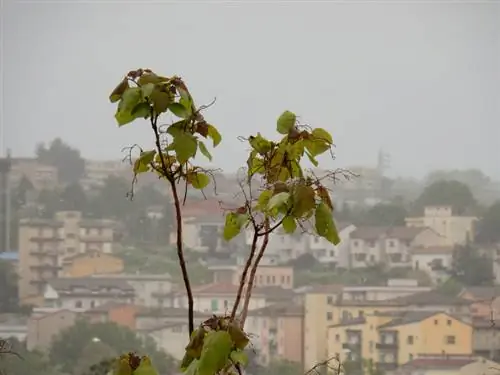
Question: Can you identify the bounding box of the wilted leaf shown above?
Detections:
[311,128,333,144]
[109,78,129,103]
[185,327,206,359]
[315,202,341,245]
[169,103,190,119]
[291,185,316,217]
[267,192,290,211]
[223,212,247,241]
[282,216,297,234]
[198,141,212,161]
[189,172,210,190]
[197,331,233,375]
[230,350,248,366]
[150,90,172,114]
[138,73,169,86]
[277,110,296,134]
[207,125,222,147]
[173,133,198,163]
[228,321,249,349]
[113,356,133,375]
[317,186,334,211]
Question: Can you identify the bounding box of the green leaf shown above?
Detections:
[277,110,296,134]
[190,172,210,190]
[291,185,316,217]
[173,133,198,164]
[182,359,198,375]
[282,216,297,234]
[305,150,319,167]
[133,150,155,175]
[207,125,222,147]
[305,138,331,157]
[228,321,249,350]
[249,133,272,154]
[257,190,273,209]
[150,89,172,114]
[223,212,247,241]
[109,78,129,103]
[138,73,169,86]
[315,202,341,245]
[198,331,233,375]
[267,192,290,210]
[141,83,155,98]
[133,357,159,375]
[120,87,142,112]
[317,186,334,211]
[312,128,333,144]
[169,102,190,119]
[198,141,212,161]
[230,351,248,366]
[131,102,151,118]
[167,121,186,138]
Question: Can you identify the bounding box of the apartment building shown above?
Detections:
[411,246,455,284]
[246,303,304,366]
[27,309,79,351]
[406,206,478,246]
[303,281,433,370]
[209,262,294,289]
[394,355,499,375]
[43,277,135,310]
[9,157,59,190]
[61,252,124,277]
[81,159,130,190]
[18,211,116,304]
[349,226,442,268]
[472,317,500,361]
[327,311,473,371]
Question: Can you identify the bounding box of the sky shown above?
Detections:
[2,0,499,179]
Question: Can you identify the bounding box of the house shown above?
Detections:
[459,286,500,319]
[0,314,28,342]
[388,290,472,315]
[43,277,135,310]
[168,282,295,315]
[27,309,78,351]
[327,311,473,370]
[394,355,498,375]
[246,303,304,366]
[405,206,478,246]
[349,227,389,267]
[140,322,190,360]
[84,302,138,330]
[62,252,124,277]
[309,223,356,267]
[135,307,211,331]
[411,246,454,284]
[472,317,500,362]
[90,273,173,307]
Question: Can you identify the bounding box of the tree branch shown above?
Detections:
[239,218,270,327]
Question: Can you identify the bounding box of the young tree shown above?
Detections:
[109,69,342,375]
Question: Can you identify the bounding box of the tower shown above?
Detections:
[0,150,12,253]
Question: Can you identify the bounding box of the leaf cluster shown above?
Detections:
[111,353,159,375]
[180,316,250,375]
[223,110,340,245]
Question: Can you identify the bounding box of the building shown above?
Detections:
[472,317,500,361]
[0,314,27,342]
[43,277,135,310]
[411,246,455,284]
[18,211,116,304]
[90,273,173,307]
[27,309,79,351]
[62,252,124,277]
[209,263,294,289]
[246,303,304,366]
[81,159,130,190]
[406,206,478,246]
[84,302,138,330]
[327,311,473,371]
[9,157,58,190]
[459,286,500,319]
[393,355,498,375]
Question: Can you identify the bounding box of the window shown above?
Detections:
[75,301,82,308]
[447,319,452,326]
[409,354,413,361]
[90,300,95,308]
[335,334,340,342]
[388,240,395,247]
[358,310,364,317]
[446,335,456,345]
[271,275,276,284]
[434,319,438,325]
[326,312,333,321]
[353,241,359,247]
[407,335,414,345]
[211,299,219,311]
[330,250,335,257]
[224,300,229,309]
[266,276,271,283]
[327,296,333,304]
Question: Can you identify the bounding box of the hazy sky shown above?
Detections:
[2,0,499,178]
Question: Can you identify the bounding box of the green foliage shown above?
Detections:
[475,201,500,244]
[414,179,476,215]
[0,260,21,313]
[361,203,408,226]
[450,242,494,286]
[0,338,61,375]
[223,110,340,245]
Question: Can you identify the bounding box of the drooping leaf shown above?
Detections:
[305,138,330,157]
[228,321,249,350]
[150,89,172,114]
[317,186,334,211]
[249,133,272,154]
[282,216,297,234]
[134,149,155,175]
[183,359,198,375]
[230,350,248,366]
[197,331,233,375]
[207,125,222,147]
[185,327,206,359]
[109,78,129,103]
[248,153,265,176]
[173,133,198,163]
[311,128,333,144]
[267,192,291,210]
[291,185,316,217]
[198,141,212,161]
[169,103,190,119]
[133,356,159,375]
[277,110,296,134]
[131,102,151,118]
[113,356,133,375]
[315,202,341,245]
[141,83,155,98]
[189,172,210,190]
[223,212,248,241]
[114,87,144,126]
[305,150,319,167]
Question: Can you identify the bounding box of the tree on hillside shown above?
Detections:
[450,242,493,286]
[0,338,61,375]
[36,138,86,184]
[361,203,407,226]
[49,320,175,375]
[60,182,89,212]
[413,180,476,215]
[0,260,20,313]
[475,201,500,245]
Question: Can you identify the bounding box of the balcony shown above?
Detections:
[376,362,397,371]
[342,342,361,351]
[30,264,61,270]
[375,342,397,350]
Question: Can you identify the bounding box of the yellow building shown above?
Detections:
[327,311,473,372]
[62,252,124,277]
